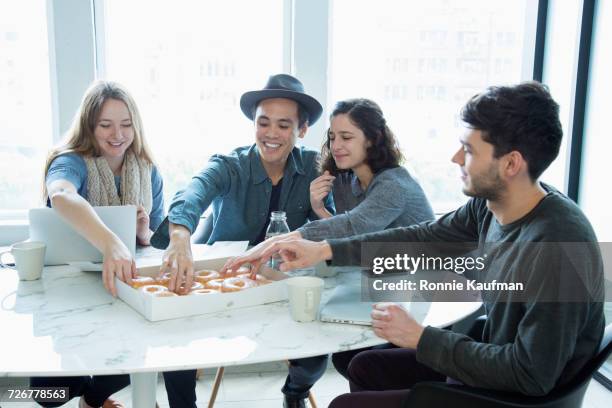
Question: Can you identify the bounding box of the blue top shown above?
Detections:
[45,153,165,231]
[299,166,435,241]
[152,144,334,247]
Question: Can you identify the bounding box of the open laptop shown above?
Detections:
[320,283,429,326]
[29,205,136,268]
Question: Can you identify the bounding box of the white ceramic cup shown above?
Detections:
[0,241,46,281]
[286,276,324,322]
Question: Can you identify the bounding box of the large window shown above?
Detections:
[99,0,286,209]
[579,0,612,241]
[329,0,534,213]
[539,0,582,192]
[0,0,601,226]
[0,1,52,216]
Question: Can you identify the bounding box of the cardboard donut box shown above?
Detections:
[115,242,288,321]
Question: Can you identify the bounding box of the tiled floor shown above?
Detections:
[1,361,610,407]
[109,362,351,408]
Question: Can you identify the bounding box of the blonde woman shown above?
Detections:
[42,80,164,295]
[31,81,164,408]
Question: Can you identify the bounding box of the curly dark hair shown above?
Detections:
[460,81,563,181]
[320,98,404,175]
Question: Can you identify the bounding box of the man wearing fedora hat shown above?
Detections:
[151,74,334,407]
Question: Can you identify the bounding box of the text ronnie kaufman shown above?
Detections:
[373,279,524,291]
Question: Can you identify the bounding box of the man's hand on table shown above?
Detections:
[220,231,302,277]
[257,239,333,272]
[161,223,194,294]
[222,236,332,276]
[371,303,425,349]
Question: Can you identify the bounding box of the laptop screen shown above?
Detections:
[29,205,136,266]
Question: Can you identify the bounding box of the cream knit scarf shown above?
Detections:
[83,150,152,213]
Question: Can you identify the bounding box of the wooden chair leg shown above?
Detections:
[207,366,225,408]
[307,391,318,408]
[195,368,203,380]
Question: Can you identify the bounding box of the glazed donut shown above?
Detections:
[194,269,220,285]
[140,284,168,295]
[155,273,171,287]
[154,291,178,297]
[206,278,225,291]
[189,288,220,295]
[178,281,204,292]
[225,265,251,277]
[236,274,271,287]
[222,276,257,293]
[131,276,155,288]
[252,274,272,286]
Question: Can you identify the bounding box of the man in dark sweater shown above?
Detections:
[230,82,604,407]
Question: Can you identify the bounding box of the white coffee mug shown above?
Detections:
[0,241,46,281]
[286,276,324,322]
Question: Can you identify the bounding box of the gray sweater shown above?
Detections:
[299,167,434,241]
[327,184,604,396]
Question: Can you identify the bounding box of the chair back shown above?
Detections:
[559,322,612,390]
[403,323,612,408]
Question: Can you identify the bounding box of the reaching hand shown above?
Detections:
[371,303,425,349]
[256,239,333,272]
[220,231,302,277]
[102,238,136,297]
[160,225,194,294]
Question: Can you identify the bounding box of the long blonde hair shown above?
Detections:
[43,80,155,200]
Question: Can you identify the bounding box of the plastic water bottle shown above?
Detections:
[265,211,290,270]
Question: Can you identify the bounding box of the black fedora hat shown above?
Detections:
[240,74,323,125]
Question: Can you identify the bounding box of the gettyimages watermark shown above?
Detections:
[358,241,611,303]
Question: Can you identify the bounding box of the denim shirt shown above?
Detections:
[152,144,334,247]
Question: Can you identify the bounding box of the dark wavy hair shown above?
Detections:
[320,98,404,175]
[460,81,562,181]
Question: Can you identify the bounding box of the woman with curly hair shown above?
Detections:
[300,98,434,240]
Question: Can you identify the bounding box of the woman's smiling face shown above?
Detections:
[329,113,369,171]
[93,98,134,160]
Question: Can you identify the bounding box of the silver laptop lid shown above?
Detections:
[28,205,137,266]
[320,283,431,326]
[320,284,374,326]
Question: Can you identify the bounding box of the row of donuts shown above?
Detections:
[129,266,272,297]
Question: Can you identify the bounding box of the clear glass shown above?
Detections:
[265,211,289,270]
[265,211,290,238]
[329,0,532,213]
[0,0,52,213]
[578,0,612,241]
[100,0,285,211]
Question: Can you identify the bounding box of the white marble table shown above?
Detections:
[0,262,481,406]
